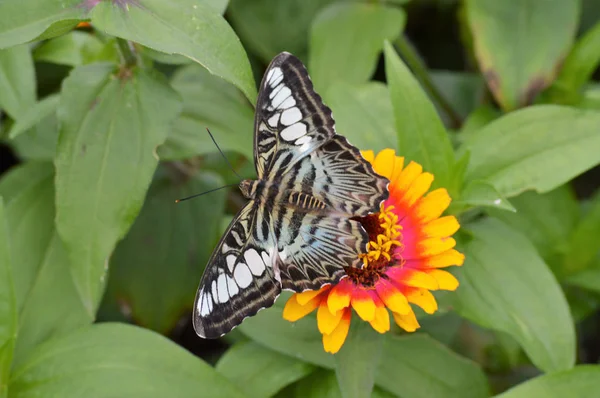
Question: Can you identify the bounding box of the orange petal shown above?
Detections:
[389,268,439,290]
[373,149,397,179]
[296,286,328,306]
[421,216,460,238]
[404,288,438,314]
[369,306,390,333]
[350,289,377,321]
[391,156,405,181]
[413,188,451,224]
[402,172,434,208]
[375,279,411,315]
[317,300,343,335]
[425,269,460,291]
[391,161,422,196]
[411,249,465,268]
[414,237,456,258]
[361,150,375,163]
[323,308,351,354]
[392,309,420,332]
[283,294,320,322]
[327,282,352,314]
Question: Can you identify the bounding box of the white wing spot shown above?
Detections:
[266,68,275,82]
[271,86,291,108]
[211,280,219,304]
[267,113,280,127]
[295,135,312,146]
[278,96,296,110]
[206,292,213,312]
[197,288,211,316]
[268,67,283,85]
[226,255,236,273]
[234,263,253,288]
[226,276,239,297]
[217,274,229,303]
[281,107,302,126]
[261,251,271,268]
[281,123,307,141]
[269,83,284,99]
[244,248,265,276]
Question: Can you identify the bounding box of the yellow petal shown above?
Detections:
[400,269,439,290]
[402,172,434,208]
[369,306,390,333]
[393,309,420,332]
[391,156,405,181]
[351,293,376,321]
[405,288,438,314]
[421,216,460,238]
[317,301,343,335]
[373,149,397,179]
[421,249,465,268]
[375,280,411,315]
[323,309,351,354]
[295,288,325,306]
[283,294,320,322]
[426,269,460,291]
[414,188,451,224]
[392,161,422,195]
[327,283,352,314]
[361,150,375,163]
[416,237,456,258]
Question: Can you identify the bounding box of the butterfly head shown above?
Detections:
[239,179,259,199]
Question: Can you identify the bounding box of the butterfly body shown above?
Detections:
[193,52,389,339]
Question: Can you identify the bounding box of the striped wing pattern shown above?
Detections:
[193,52,389,338]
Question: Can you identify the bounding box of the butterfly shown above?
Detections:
[193,52,389,338]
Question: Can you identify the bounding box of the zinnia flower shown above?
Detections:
[282,149,465,353]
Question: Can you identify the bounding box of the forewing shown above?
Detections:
[276,211,368,292]
[254,52,335,179]
[193,202,280,339]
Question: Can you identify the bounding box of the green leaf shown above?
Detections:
[88,0,256,103]
[563,191,600,275]
[0,45,35,119]
[0,198,16,394]
[324,82,396,153]
[495,365,600,398]
[8,94,59,140]
[0,1,85,48]
[487,185,579,274]
[454,218,575,372]
[158,64,254,161]
[9,323,245,398]
[567,263,600,294]
[54,64,182,316]
[334,322,383,398]
[100,167,226,334]
[228,0,336,63]
[383,41,456,191]
[0,163,92,364]
[290,371,342,398]
[429,71,484,126]
[33,31,114,67]
[309,3,405,93]
[463,105,600,198]
[451,180,516,213]
[465,0,579,110]
[216,341,315,398]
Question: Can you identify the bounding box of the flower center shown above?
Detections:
[347,205,403,287]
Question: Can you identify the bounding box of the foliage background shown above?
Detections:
[1,0,600,397]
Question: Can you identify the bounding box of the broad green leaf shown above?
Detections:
[55,64,181,316]
[0,198,16,394]
[88,0,256,103]
[454,218,575,372]
[33,31,113,67]
[383,42,455,191]
[0,1,84,48]
[228,0,337,63]
[9,94,59,139]
[451,180,515,213]
[324,82,396,153]
[0,45,35,119]
[334,322,383,398]
[309,3,405,93]
[9,323,245,398]
[463,105,600,198]
[158,64,254,161]
[429,71,484,128]
[567,264,600,294]
[458,105,501,139]
[496,365,600,398]
[377,334,489,398]
[290,371,342,398]
[564,191,600,275]
[465,0,579,110]
[216,341,315,398]
[100,167,226,334]
[487,185,579,273]
[0,163,91,364]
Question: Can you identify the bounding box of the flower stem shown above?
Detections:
[116,38,137,67]
[394,35,463,129]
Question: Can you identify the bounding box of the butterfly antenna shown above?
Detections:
[175,183,239,203]
[206,128,243,180]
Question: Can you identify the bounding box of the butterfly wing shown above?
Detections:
[193,201,280,339]
[254,52,335,179]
